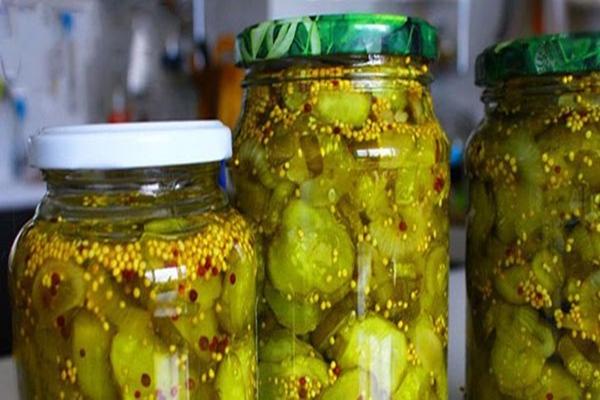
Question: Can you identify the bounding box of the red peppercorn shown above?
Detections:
[398,220,408,232]
[333,365,341,376]
[211,267,219,276]
[434,176,445,193]
[229,273,237,285]
[303,103,312,113]
[121,269,136,282]
[299,376,306,386]
[51,273,61,287]
[141,373,151,387]
[188,289,198,302]
[134,390,141,399]
[199,336,209,351]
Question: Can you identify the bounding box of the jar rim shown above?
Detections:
[475,31,600,87]
[28,121,232,170]
[235,13,438,67]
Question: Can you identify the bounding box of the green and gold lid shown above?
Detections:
[235,13,438,66]
[476,32,600,86]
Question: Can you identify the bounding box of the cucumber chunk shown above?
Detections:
[334,314,408,394]
[218,248,257,334]
[315,90,371,127]
[72,311,118,400]
[264,284,322,335]
[259,355,329,400]
[216,334,256,400]
[268,200,354,298]
[31,258,85,323]
[260,329,316,363]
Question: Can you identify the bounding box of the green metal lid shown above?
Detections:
[235,14,438,67]
[476,32,600,86]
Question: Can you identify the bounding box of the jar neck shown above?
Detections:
[481,73,600,116]
[243,55,433,86]
[37,163,228,222]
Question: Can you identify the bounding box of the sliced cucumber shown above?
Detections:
[315,90,371,127]
[264,284,322,335]
[72,310,118,400]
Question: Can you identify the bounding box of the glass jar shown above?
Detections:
[233,14,449,399]
[9,122,258,400]
[466,33,600,399]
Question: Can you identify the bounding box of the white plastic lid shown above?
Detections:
[28,121,232,170]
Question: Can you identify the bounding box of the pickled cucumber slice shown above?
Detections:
[110,324,174,399]
[570,225,600,265]
[84,269,150,333]
[171,309,219,363]
[495,304,556,358]
[260,329,316,363]
[300,175,348,207]
[72,310,118,400]
[334,314,408,393]
[218,248,257,334]
[527,362,583,400]
[467,180,495,248]
[264,284,322,335]
[421,244,449,318]
[216,334,256,400]
[299,133,324,175]
[234,178,270,222]
[268,200,354,298]
[237,138,279,189]
[259,355,329,400]
[320,369,377,400]
[494,264,530,305]
[376,131,417,171]
[408,316,447,400]
[315,90,371,127]
[392,366,437,400]
[489,304,555,395]
[31,258,85,323]
[494,184,543,243]
[144,218,192,235]
[490,335,546,395]
[263,180,295,235]
[310,295,356,353]
[501,130,545,185]
[563,270,600,344]
[351,172,391,218]
[369,208,430,262]
[557,335,600,390]
[575,149,600,190]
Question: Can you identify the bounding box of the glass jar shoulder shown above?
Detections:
[9,206,258,399]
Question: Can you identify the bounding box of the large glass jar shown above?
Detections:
[466,33,600,399]
[232,14,449,399]
[9,122,258,400]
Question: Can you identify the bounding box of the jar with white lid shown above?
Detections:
[9,121,258,400]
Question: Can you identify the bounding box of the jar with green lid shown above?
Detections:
[9,122,258,400]
[466,33,600,399]
[232,14,449,399]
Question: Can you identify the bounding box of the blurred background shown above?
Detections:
[0,0,598,381]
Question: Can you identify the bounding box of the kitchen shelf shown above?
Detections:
[0,181,45,212]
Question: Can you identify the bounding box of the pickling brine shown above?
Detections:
[466,33,600,399]
[233,14,450,399]
[10,122,258,400]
